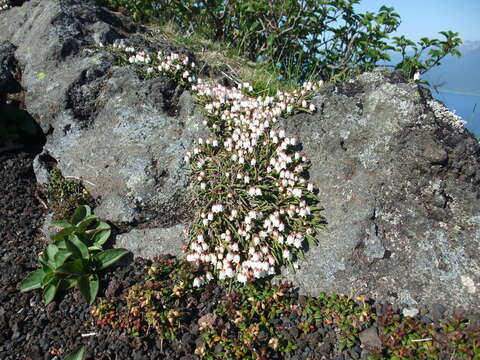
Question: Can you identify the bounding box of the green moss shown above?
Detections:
[43,168,93,220]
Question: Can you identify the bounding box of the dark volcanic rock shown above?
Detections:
[281,69,480,314]
[0,40,21,95]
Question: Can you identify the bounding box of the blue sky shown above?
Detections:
[354,1,480,42]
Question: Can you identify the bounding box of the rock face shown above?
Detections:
[1,1,478,314]
[0,0,208,235]
[0,41,20,95]
[280,69,480,314]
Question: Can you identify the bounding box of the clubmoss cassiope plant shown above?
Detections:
[103,42,326,286]
[20,205,129,304]
[0,0,10,12]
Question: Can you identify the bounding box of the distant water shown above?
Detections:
[431,91,480,137]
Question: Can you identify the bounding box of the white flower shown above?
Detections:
[283,249,292,260]
[292,188,302,198]
[193,276,205,287]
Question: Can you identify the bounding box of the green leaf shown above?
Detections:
[57,258,88,276]
[64,346,86,360]
[70,205,92,225]
[20,269,45,292]
[46,244,59,261]
[67,235,90,260]
[91,229,111,248]
[41,270,55,287]
[43,280,59,304]
[54,250,72,268]
[76,215,99,232]
[53,227,77,242]
[51,221,74,228]
[78,274,99,305]
[94,249,129,271]
[59,278,78,291]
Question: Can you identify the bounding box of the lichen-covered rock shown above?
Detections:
[280,69,479,314]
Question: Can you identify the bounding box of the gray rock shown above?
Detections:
[402,307,419,318]
[358,327,382,349]
[115,225,185,259]
[280,69,480,314]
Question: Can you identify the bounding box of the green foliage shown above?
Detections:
[96,0,461,82]
[91,257,204,340]
[370,305,480,359]
[300,293,374,350]
[199,281,300,358]
[64,346,86,360]
[20,205,128,305]
[44,168,92,220]
[392,31,463,79]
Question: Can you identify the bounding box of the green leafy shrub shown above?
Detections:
[20,205,129,305]
[96,0,461,83]
[392,31,462,79]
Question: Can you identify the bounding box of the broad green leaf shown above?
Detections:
[46,244,59,262]
[57,258,88,276]
[91,229,111,248]
[76,215,99,232]
[54,250,72,268]
[78,274,99,305]
[56,239,67,250]
[43,280,59,304]
[64,346,86,360]
[68,235,89,260]
[41,271,55,287]
[51,221,73,228]
[20,269,45,292]
[53,227,77,242]
[70,205,92,225]
[94,249,129,270]
[59,278,78,291]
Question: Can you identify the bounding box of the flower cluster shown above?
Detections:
[109,42,197,84]
[0,0,10,11]
[104,43,325,286]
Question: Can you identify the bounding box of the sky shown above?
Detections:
[354,0,480,42]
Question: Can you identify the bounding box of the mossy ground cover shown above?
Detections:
[90,256,479,359]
